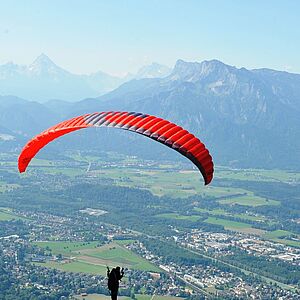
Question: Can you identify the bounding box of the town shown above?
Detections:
[1,205,299,299]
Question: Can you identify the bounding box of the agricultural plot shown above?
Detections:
[92,168,200,198]
[34,241,160,273]
[14,154,289,205]
[0,181,20,192]
[74,294,184,300]
[194,208,268,223]
[76,243,160,272]
[0,208,27,221]
[114,239,136,246]
[263,230,300,248]
[35,261,107,276]
[41,167,85,177]
[156,213,202,222]
[218,194,280,207]
[204,217,266,235]
[156,212,266,235]
[34,241,102,256]
[85,168,269,201]
[216,167,300,184]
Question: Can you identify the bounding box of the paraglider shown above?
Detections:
[18,111,214,185]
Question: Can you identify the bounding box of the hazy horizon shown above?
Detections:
[1,0,300,76]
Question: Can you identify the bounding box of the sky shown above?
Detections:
[0,0,299,76]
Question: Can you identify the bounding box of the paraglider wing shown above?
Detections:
[18,111,214,184]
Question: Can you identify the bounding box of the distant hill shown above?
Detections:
[71,59,300,169]
[1,59,299,170]
[0,54,171,102]
[134,62,171,79]
[0,54,126,101]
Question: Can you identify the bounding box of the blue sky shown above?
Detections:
[0,0,299,75]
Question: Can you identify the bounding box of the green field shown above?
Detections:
[79,243,160,272]
[157,211,271,235]
[114,239,137,246]
[0,208,28,221]
[34,241,160,273]
[156,213,202,222]
[34,241,103,255]
[35,260,107,275]
[0,181,20,192]
[21,154,295,204]
[216,168,300,184]
[72,168,281,205]
[204,217,265,235]
[263,230,300,248]
[218,194,280,207]
[271,238,300,248]
[202,219,300,246]
[194,208,270,223]
[41,167,85,177]
[74,294,184,300]
[0,210,16,221]
[263,230,292,239]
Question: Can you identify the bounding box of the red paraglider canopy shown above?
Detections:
[18,111,214,185]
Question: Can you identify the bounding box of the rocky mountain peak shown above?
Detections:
[135,62,171,79]
[28,53,67,76]
[169,59,236,83]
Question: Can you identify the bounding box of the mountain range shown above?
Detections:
[0,54,171,102]
[0,59,299,170]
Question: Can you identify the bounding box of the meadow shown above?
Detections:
[0,208,28,221]
[35,260,107,276]
[157,212,299,246]
[218,194,280,206]
[34,241,160,273]
[0,181,20,192]
[263,230,300,248]
[156,213,202,222]
[204,216,266,235]
[12,153,289,210]
[32,161,282,209]
[74,294,185,300]
[194,208,268,223]
[34,241,103,256]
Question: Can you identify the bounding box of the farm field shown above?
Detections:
[156,213,202,222]
[34,241,160,273]
[10,153,289,210]
[74,293,185,300]
[34,241,103,256]
[215,167,300,184]
[157,212,299,246]
[76,243,160,272]
[69,153,300,184]
[194,208,268,223]
[0,208,28,221]
[0,181,20,192]
[35,260,107,276]
[41,167,85,177]
[263,230,293,239]
[25,154,286,201]
[91,168,280,201]
[204,217,266,235]
[263,230,300,248]
[218,194,280,207]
